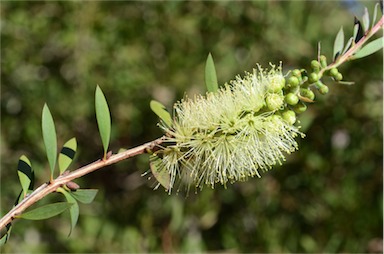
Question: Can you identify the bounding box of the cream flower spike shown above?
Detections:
[155,63,305,193]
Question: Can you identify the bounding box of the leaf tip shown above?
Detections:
[205,52,219,93]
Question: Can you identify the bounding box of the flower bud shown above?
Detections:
[315,81,329,95]
[282,110,296,125]
[311,60,320,73]
[311,60,320,68]
[293,102,307,114]
[329,68,339,77]
[266,93,284,111]
[287,76,300,88]
[334,73,343,81]
[285,93,299,105]
[292,69,302,78]
[267,74,286,93]
[308,73,319,83]
[300,88,315,101]
[320,55,327,68]
[319,85,329,94]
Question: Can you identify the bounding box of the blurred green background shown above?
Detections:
[1,1,382,253]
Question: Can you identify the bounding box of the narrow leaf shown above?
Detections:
[150,100,172,127]
[58,137,77,174]
[342,37,354,54]
[95,85,111,158]
[70,189,98,204]
[353,21,359,40]
[352,37,383,59]
[372,3,379,28]
[0,223,12,246]
[205,53,219,93]
[149,155,171,191]
[17,202,73,220]
[353,18,364,43]
[333,27,344,61]
[361,7,370,32]
[338,81,355,85]
[60,189,79,236]
[0,234,8,246]
[42,104,57,179]
[17,155,34,197]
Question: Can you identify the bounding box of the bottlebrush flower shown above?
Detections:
[154,64,305,192]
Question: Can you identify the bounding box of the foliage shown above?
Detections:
[1,1,382,253]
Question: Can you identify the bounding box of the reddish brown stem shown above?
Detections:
[319,15,384,77]
[0,136,165,231]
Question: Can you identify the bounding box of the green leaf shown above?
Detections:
[149,155,171,191]
[42,104,57,179]
[0,223,12,246]
[353,21,359,40]
[70,189,98,204]
[0,234,8,246]
[150,100,172,127]
[205,53,219,93]
[342,37,354,54]
[17,202,73,220]
[95,85,111,158]
[353,18,364,43]
[17,155,34,197]
[333,27,344,61]
[58,137,77,174]
[59,189,79,236]
[372,3,379,29]
[352,37,383,59]
[361,7,370,32]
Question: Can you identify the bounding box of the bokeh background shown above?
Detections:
[1,1,382,253]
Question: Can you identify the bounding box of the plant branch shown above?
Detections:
[319,15,383,77]
[0,136,166,231]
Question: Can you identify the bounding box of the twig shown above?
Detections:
[0,136,166,231]
[319,15,384,76]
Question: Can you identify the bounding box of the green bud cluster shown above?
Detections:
[328,67,343,81]
[279,55,346,120]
